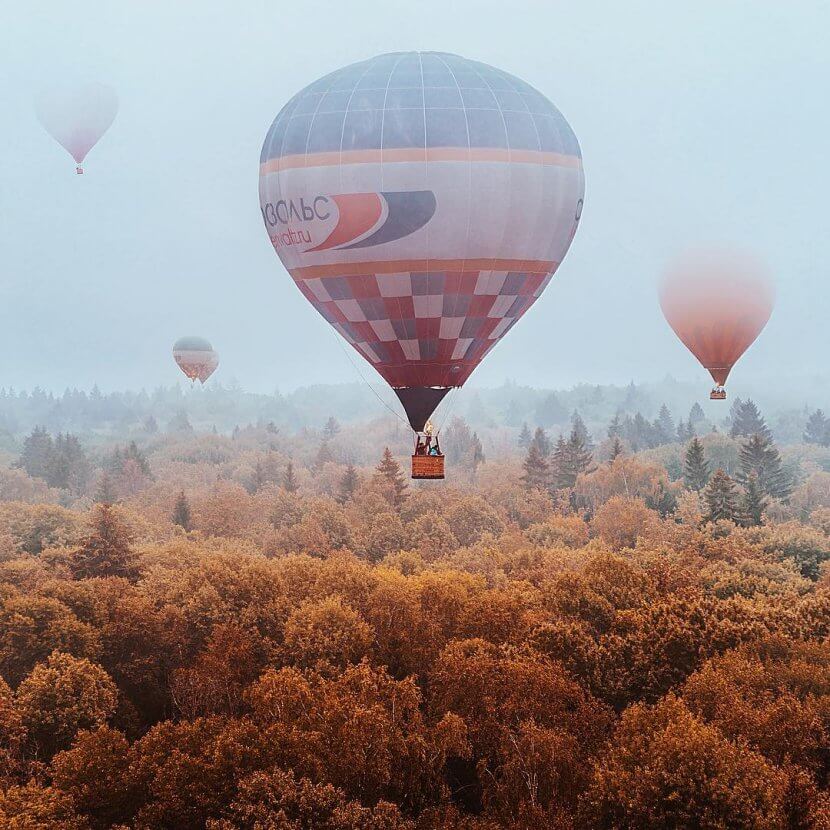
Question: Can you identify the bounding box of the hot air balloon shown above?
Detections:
[659,249,774,400]
[259,52,584,477]
[173,337,219,384]
[35,82,118,174]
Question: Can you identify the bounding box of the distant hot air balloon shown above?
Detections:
[173,337,219,384]
[259,51,584,476]
[659,249,774,400]
[35,82,118,174]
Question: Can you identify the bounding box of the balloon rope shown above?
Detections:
[327,327,411,429]
[435,386,461,435]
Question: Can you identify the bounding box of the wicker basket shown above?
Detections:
[411,454,445,480]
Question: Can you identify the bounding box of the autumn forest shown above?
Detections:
[0,381,829,829]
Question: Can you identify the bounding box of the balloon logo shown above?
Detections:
[35,82,118,174]
[660,248,774,398]
[259,51,584,431]
[173,337,219,384]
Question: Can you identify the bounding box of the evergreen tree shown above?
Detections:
[738,433,791,500]
[607,412,623,439]
[518,422,532,449]
[322,416,341,440]
[630,412,656,450]
[530,426,551,458]
[570,410,592,448]
[314,441,334,470]
[521,442,549,491]
[375,447,407,506]
[45,433,90,493]
[804,409,830,446]
[70,504,138,581]
[609,435,624,462]
[94,472,117,505]
[676,419,693,443]
[704,469,740,523]
[730,399,770,439]
[172,490,192,531]
[689,402,706,425]
[337,462,359,504]
[683,437,710,491]
[740,473,767,527]
[551,427,595,489]
[16,426,53,480]
[654,404,675,445]
[143,415,158,434]
[282,461,299,493]
[535,392,567,427]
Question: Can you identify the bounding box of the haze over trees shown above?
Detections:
[0,382,829,827]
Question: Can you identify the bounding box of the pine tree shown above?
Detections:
[609,435,624,462]
[94,472,117,505]
[314,441,334,470]
[631,412,656,450]
[16,426,53,480]
[521,442,549,491]
[337,462,359,504]
[607,412,623,439]
[323,416,341,440]
[676,419,692,443]
[172,490,192,531]
[518,422,532,449]
[730,399,770,439]
[282,461,299,493]
[375,447,407,506]
[535,392,567,427]
[654,404,675,445]
[530,427,551,458]
[689,402,706,425]
[704,469,740,523]
[738,433,791,500]
[551,427,594,489]
[683,437,710,491]
[570,411,592,448]
[70,504,138,580]
[740,473,767,526]
[804,409,830,446]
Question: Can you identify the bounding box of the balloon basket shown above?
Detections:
[710,387,727,400]
[76,165,84,175]
[411,454,444,480]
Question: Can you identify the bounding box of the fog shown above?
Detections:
[1,1,828,397]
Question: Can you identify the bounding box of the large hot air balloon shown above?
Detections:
[173,337,219,384]
[659,249,774,400]
[35,82,118,174]
[259,52,584,475]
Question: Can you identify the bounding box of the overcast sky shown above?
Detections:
[1,1,828,395]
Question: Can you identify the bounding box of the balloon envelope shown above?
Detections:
[259,51,584,430]
[659,250,774,386]
[36,82,118,165]
[173,337,219,384]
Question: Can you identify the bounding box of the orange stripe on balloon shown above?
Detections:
[290,258,558,279]
[260,148,582,175]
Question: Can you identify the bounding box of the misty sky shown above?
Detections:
[1,1,828,396]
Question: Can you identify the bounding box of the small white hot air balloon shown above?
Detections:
[36,82,118,174]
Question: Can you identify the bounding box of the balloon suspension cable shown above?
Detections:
[434,386,461,435]
[327,327,410,429]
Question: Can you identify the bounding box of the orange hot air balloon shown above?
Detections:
[659,249,774,400]
[173,337,219,384]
